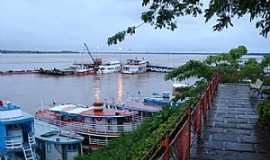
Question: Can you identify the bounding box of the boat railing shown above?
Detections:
[28,134,35,145]
[5,138,23,150]
[89,138,108,145]
[35,116,142,136]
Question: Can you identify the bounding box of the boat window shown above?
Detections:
[7,124,21,130]
[47,144,52,153]
[67,144,77,151]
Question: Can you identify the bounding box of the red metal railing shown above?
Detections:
[145,73,220,160]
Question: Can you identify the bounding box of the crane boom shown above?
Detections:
[83,43,96,64]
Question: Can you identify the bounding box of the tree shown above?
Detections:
[240,58,263,82]
[261,55,270,68]
[165,46,247,84]
[108,0,270,45]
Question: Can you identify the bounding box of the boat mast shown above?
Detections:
[83,43,96,64]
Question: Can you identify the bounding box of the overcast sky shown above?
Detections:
[0,0,269,53]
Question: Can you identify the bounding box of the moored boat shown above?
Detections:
[97,60,121,74]
[143,92,171,107]
[35,102,142,150]
[34,119,84,160]
[121,58,149,74]
[0,100,36,160]
[72,63,96,76]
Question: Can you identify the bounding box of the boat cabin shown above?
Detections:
[122,59,149,74]
[0,101,35,160]
[35,120,83,160]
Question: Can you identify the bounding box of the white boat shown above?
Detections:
[97,60,122,74]
[121,59,149,74]
[72,63,96,75]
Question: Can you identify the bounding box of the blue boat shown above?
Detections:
[0,100,35,160]
[143,92,171,107]
[34,120,83,160]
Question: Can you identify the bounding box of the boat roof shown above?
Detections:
[104,60,120,64]
[49,104,88,112]
[124,101,162,113]
[35,119,83,144]
[80,107,136,117]
[173,83,190,88]
[0,101,33,122]
[48,103,136,117]
[126,59,148,65]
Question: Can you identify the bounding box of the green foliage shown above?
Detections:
[166,46,248,84]
[174,79,207,101]
[261,55,270,68]
[256,99,270,125]
[240,58,263,83]
[205,46,247,65]
[165,60,214,81]
[108,1,270,45]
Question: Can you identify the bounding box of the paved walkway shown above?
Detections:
[191,84,270,160]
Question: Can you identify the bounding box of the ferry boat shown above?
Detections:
[97,60,121,74]
[34,120,83,160]
[0,100,36,160]
[121,59,149,74]
[35,102,142,150]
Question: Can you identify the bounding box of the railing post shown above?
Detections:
[161,135,170,160]
[188,107,191,160]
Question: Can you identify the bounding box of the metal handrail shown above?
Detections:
[35,116,142,136]
[144,73,220,160]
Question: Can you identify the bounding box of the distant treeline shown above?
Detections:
[0,50,269,55]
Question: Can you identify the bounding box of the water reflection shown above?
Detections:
[94,77,101,102]
[116,74,123,103]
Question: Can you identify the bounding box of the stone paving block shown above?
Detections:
[191,84,270,160]
[225,142,255,152]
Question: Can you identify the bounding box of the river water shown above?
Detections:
[0,53,210,114]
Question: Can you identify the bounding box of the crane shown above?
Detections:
[83,43,97,64]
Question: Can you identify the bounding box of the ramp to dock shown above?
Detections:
[191,84,270,160]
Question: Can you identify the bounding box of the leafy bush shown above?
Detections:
[256,99,270,125]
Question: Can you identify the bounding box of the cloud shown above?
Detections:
[0,0,269,53]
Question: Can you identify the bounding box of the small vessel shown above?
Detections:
[97,60,121,74]
[36,102,142,150]
[0,100,36,160]
[121,58,149,74]
[143,92,171,107]
[72,63,97,76]
[35,119,84,160]
[38,68,73,76]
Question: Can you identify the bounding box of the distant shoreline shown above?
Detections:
[0,50,269,56]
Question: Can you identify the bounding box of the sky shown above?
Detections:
[0,0,270,53]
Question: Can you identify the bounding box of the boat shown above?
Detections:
[0,100,36,160]
[97,60,121,74]
[72,63,96,76]
[34,119,84,160]
[38,68,73,76]
[35,102,142,150]
[143,92,171,107]
[121,59,149,74]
